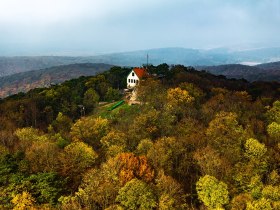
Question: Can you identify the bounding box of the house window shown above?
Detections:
[134,79,136,83]
[132,72,135,76]
[128,79,130,83]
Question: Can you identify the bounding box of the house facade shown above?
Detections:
[127,67,147,88]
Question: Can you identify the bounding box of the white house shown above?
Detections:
[127,67,147,88]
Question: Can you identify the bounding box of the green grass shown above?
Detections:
[94,101,129,119]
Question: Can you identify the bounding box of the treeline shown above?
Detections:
[0,64,280,209]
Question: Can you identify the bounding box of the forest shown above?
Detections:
[0,64,280,209]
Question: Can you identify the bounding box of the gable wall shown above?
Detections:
[127,70,140,88]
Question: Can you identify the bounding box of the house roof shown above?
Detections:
[133,67,147,79]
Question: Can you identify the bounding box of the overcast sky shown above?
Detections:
[0,0,279,55]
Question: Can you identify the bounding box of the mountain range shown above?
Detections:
[1,47,280,77]
[0,47,280,98]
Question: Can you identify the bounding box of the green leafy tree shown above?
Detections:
[196,175,229,209]
[116,178,157,210]
[179,82,204,102]
[85,74,110,100]
[24,172,67,205]
[51,112,73,136]
[83,88,99,111]
[105,87,121,102]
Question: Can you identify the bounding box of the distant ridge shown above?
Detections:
[0,63,113,98]
[197,61,280,82]
[1,47,280,77]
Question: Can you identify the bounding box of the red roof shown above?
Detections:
[133,68,147,79]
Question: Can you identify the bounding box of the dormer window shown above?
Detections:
[132,72,135,76]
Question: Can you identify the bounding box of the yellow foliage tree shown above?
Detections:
[70,116,109,148]
[167,87,194,107]
[12,191,35,210]
[14,127,48,151]
[60,141,98,187]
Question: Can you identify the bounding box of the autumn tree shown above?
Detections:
[267,122,280,144]
[206,111,245,164]
[107,153,155,185]
[60,167,121,209]
[70,116,109,149]
[194,146,229,180]
[179,82,205,104]
[25,140,60,173]
[116,178,157,210]
[100,130,127,159]
[147,136,190,178]
[167,87,194,107]
[60,141,98,188]
[127,109,160,147]
[137,78,166,109]
[135,139,153,156]
[196,175,229,209]
[156,172,187,209]
[14,127,48,152]
[266,100,280,124]
[11,191,35,210]
[166,87,194,120]
[233,138,268,194]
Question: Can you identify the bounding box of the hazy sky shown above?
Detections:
[0,0,279,55]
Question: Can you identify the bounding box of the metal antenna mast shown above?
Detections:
[146,53,149,69]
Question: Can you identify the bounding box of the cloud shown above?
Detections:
[0,0,279,55]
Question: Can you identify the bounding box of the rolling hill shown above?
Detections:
[197,61,280,82]
[0,63,113,98]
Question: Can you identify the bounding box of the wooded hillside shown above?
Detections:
[0,64,280,209]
